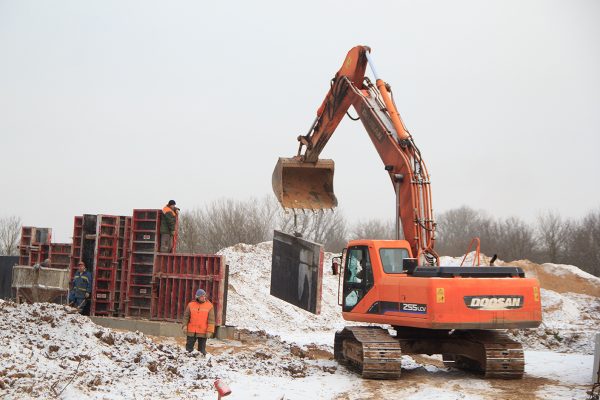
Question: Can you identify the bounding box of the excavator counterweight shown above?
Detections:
[272,157,337,209]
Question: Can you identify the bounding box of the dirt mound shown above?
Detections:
[499,259,600,297]
[441,253,600,296]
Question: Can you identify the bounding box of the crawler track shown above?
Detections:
[335,327,524,380]
[334,326,402,379]
[441,330,524,379]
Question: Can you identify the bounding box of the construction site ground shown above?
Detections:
[1,241,598,399]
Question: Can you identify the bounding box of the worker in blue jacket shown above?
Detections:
[69,261,93,315]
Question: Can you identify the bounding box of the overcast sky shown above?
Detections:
[1,0,599,242]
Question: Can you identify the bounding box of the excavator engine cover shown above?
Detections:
[272,157,338,209]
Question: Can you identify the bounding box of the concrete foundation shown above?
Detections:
[90,316,236,340]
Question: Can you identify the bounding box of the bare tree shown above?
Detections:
[435,206,489,256]
[564,209,600,276]
[536,211,570,263]
[177,209,204,253]
[278,209,348,253]
[495,217,537,262]
[435,207,537,262]
[350,219,395,240]
[178,196,278,253]
[0,216,21,256]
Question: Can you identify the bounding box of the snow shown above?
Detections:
[217,242,349,345]
[542,262,600,283]
[1,241,599,399]
[526,351,594,385]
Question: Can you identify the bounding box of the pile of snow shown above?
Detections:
[218,242,349,344]
[508,289,600,353]
[542,262,600,281]
[0,300,341,399]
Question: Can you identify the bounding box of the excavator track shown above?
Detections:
[334,326,402,379]
[440,330,524,379]
[335,327,524,380]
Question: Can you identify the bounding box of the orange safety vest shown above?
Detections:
[186,300,213,334]
[162,206,176,216]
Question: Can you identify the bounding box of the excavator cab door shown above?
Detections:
[342,246,374,312]
[337,248,347,306]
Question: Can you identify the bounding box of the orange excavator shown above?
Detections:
[272,46,542,379]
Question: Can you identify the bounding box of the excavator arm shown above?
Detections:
[273,46,439,265]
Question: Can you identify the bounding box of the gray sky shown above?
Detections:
[1,0,599,242]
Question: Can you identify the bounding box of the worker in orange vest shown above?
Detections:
[160,200,179,253]
[182,289,215,355]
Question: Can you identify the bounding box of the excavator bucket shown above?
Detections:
[272,158,338,209]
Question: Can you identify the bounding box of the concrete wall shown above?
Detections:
[90,316,236,340]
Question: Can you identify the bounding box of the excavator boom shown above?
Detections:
[272,45,438,264]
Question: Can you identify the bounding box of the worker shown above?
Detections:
[160,199,179,253]
[182,288,215,355]
[69,261,92,315]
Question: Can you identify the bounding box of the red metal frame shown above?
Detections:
[49,243,71,269]
[125,209,161,318]
[69,216,84,279]
[151,254,227,325]
[18,226,52,266]
[91,215,120,316]
[115,216,131,316]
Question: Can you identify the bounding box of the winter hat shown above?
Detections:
[195,289,206,298]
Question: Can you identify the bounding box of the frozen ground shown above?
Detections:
[1,241,598,399]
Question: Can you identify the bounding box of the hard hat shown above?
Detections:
[195,289,206,298]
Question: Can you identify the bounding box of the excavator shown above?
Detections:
[272,46,542,379]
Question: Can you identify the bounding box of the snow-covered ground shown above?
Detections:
[1,241,599,399]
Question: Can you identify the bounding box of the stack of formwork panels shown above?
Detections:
[18,227,52,266]
[70,215,98,280]
[114,216,131,316]
[125,209,161,318]
[49,243,71,269]
[18,227,33,265]
[118,217,132,316]
[151,254,227,326]
[80,214,98,274]
[90,215,119,316]
[69,216,84,273]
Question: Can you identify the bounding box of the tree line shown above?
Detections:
[1,201,598,277]
[177,199,599,277]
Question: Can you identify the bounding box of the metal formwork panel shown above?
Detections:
[151,254,227,326]
[20,227,33,248]
[18,246,29,266]
[118,216,132,316]
[125,209,160,318]
[69,216,84,277]
[114,216,131,316]
[49,243,71,269]
[18,227,52,266]
[91,215,119,316]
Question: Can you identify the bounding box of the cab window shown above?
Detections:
[343,246,374,311]
[379,248,409,273]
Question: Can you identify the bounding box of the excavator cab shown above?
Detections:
[272,157,337,209]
